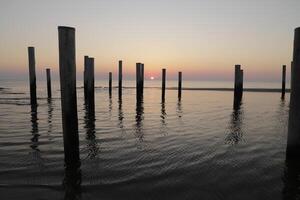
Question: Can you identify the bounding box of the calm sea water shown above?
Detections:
[0,80,294,199]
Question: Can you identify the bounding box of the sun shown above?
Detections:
[150,76,155,80]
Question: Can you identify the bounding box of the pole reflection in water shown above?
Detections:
[176,99,183,118]
[225,100,244,145]
[47,98,53,139]
[160,101,167,134]
[135,97,144,145]
[282,159,300,200]
[29,104,45,177]
[118,96,125,134]
[30,104,40,151]
[109,95,113,118]
[84,103,99,159]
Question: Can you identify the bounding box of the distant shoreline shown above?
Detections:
[85,86,291,93]
[168,87,290,93]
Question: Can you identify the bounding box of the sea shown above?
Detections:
[0,79,295,200]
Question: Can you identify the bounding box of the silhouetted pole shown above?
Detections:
[291,61,294,90]
[84,55,89,100]
[287,27,300,158]
[136,63,140,96]
[234,65,243,105]
[28,47,37,105]
[178,72,182,100]
[234,64,241,98]
[162,68,166,101]
[282,65,286,99]
[46,68,52,98]
[86,57,95,111]
[240,69,244,98]
[136,63,143,101]
[118,60,122,97]
[109,72,112,97]
[58,26,80,168]
[141,63,144,94]
[288,28,300,156]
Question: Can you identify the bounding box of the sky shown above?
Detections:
[0,0,299,81]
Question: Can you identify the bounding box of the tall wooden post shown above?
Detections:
[234,65,243,107]
[28,47,37,105]
[84,55,89,100]
[136,63,141,100]
[58,26,80,168]
[288,27,300,157]
[46,68,52,98]
[162,68,166,101]
[136,63,139,94]
[141,63,144,94]
[234,65,241,98]
[282,65,286,99]
[118,60,122,97]
[240,69,244,98]
[109,72,112,97]
[291,61,294,90]
[178,72,182,100]
[86,57,95,111]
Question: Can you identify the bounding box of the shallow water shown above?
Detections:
[0,80,294,200]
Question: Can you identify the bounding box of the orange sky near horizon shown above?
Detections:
[0,0,299,81]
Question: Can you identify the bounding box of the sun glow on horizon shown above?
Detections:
[0,0,297,82]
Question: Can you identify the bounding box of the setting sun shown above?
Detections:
[150,76,155,80]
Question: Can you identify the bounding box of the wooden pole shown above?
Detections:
[118,60,122,97]
[288,27,300,157]
[46,68,52,98]
[136,63,141,100]
[240,69,244,98]
[86,57,95,111]
[28,47,37,105]
[109,72,112,97]
[58,26,80,168]
[291,61,294,90]
[84,55,89,100]
[162,68,166,101]
[141,63,144,94]
[282,65,286,99]
[178,72,182,100]
[234,65,243,104]
[234,65,241,98]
